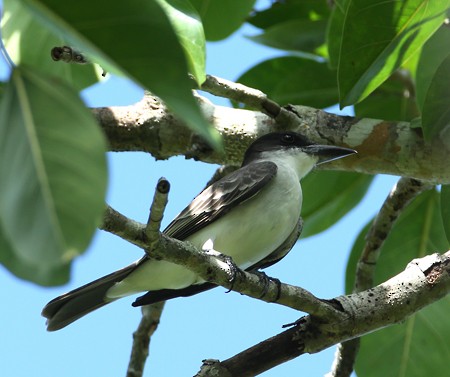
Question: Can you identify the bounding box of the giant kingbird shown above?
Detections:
[42,131,356,330]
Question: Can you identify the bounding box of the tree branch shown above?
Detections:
[126,178,170,377]
[144,177,170,250]
[328,178,433,377]
[100,186,450,377]
[199,74,299,128]
[93,87,450,183]
[196,251,450,377]
[126,302,165,377]
[100,204,344,320]
[355,178,433,291]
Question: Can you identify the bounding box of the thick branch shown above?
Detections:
[196,251,450,376]
[101,200,450,376]
[94,93,450,183]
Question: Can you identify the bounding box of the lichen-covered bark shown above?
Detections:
[93,94,450,183]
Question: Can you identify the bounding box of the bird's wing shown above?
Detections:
[163,161,278,240]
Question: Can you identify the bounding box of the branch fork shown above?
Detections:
[100,176,446,377]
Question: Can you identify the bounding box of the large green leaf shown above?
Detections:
[0,66,107,286]
[415,26,450,109]
[354,71,420,121]
[441,185,450,244]
[2,0,100,90]
[248,0,330,30]
[326,0,350,69]
[0,221,70,285]
[237,57,338,109]
[421,53,450,144]
[338,0,449,107]
[190,0,256,41]
[248,19,327,54]
[22,0,219,147]
[300,171,373,238]
[346,189,450,377]
[155,0,206,84]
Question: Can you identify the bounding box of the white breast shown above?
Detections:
[188,164,302,270]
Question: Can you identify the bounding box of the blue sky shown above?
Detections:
[0,6,399,377]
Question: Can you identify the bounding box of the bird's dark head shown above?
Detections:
[242,132,356,166]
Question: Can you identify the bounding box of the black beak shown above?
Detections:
[303,144,357,165]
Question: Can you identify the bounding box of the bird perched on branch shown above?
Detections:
[42,131,356,331]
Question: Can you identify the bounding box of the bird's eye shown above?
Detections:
[281,134,295,144]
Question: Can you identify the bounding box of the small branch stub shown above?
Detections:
[145,177,170,252]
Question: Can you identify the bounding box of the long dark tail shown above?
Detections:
[42,263,137,331]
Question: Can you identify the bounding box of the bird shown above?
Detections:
[42,131,356,331]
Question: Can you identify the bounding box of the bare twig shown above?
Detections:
[326,341,360,377]
[145,177,170,251]
[200,75,279,115]
[328,178,433,377]
[199,74,303,130]
[126,302,165,377]
[100,204,145,247]
[126,178,170,377]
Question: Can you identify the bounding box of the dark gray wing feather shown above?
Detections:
[163,161,278,240]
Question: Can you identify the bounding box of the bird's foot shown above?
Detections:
[204,249,241,292]
[252,271,282,301]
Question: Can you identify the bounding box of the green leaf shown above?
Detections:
[357,299,450,377]
[301,171,373,238]
[0,221,70,285]
[237,57,338,108]
[421,53,450,144]
[2,0,100,90]
[248,0,330,30]
[0,66,107,286]
[326,0,350,69]
[441,185,450,244]
[354,71,420,121]
[338,0,449,107]
[190,0,256,41]
[22,0,220,148]
[156,0,206,84]
[346,189,450,377]
[416,26,450,109]
[248,19,327,54]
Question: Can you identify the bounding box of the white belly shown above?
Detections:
[107,166,302,298]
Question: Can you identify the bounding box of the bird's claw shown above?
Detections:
[252,271,281,301]
[204,249,241,292]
